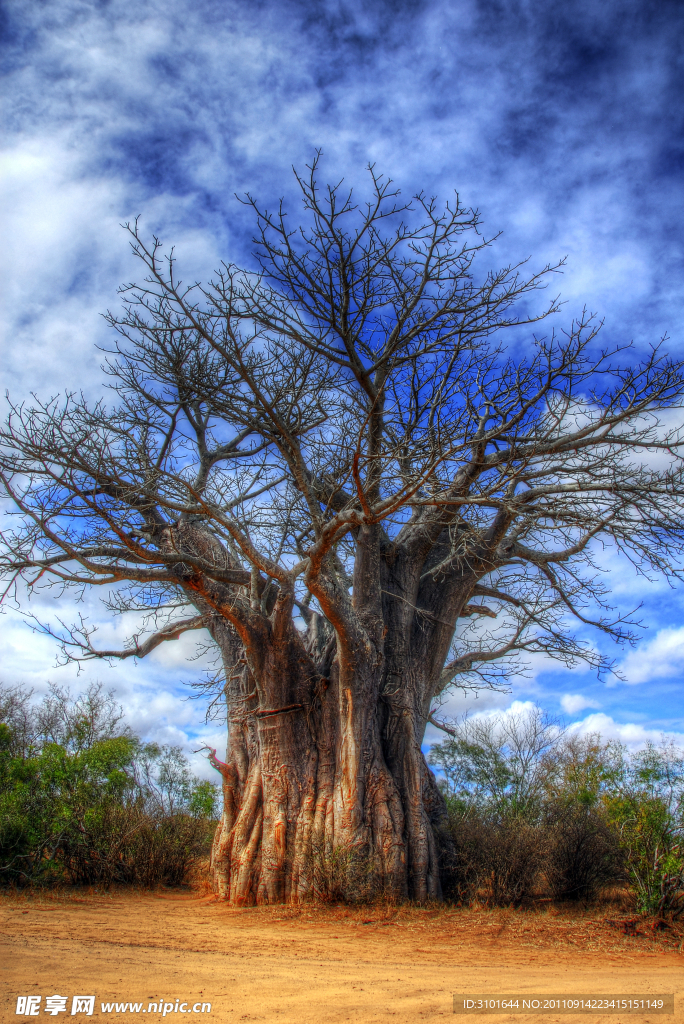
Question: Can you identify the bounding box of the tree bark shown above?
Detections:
[207,525,470,905]
[209,629,415,904]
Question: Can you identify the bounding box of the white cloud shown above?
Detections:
[561,693,601,714]
[568,712,684,750]
[472,699,541,721]
[618,627,684,684]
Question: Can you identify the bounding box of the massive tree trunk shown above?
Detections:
[209,644,446,904]
[208,601,416,902]
[206,525,475,905]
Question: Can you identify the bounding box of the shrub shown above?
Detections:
[443,806,546,906]
[0,682,219,888]
[431,709,684,911]
[610,796,684,917]
[607,742,684,917]
[60,804,214,888]
[544,803,625,902]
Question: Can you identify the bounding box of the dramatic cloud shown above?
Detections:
[2,0,684,753]
[4,0,684,394]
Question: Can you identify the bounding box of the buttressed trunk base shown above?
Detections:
[209,636,447,904]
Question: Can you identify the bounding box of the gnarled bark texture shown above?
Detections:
[204,521,493,905]
[209,638,446,905]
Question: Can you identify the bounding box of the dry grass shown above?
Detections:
[236,901,682,954]
[3,878,683,957]
[137,882,684,957]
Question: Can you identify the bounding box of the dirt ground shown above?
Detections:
[2,890,684,1023]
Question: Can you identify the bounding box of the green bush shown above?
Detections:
[0,682,219,888]
[431,709,682,911]
[606,744,684,917]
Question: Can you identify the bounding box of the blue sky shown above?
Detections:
[2,0,684,771]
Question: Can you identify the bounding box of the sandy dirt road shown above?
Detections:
[2,892,683,1023]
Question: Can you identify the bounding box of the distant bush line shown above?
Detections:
[431,708,684,917]
[0,682,218,888]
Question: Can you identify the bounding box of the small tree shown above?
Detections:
[429,708,561,816]
[608,742,684,916]
[2,156,684,903]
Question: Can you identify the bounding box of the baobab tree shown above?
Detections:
[2,157,684,903]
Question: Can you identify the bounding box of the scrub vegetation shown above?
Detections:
[0,682,217,887]
[432,707,684,917]
[2,683,684,927]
